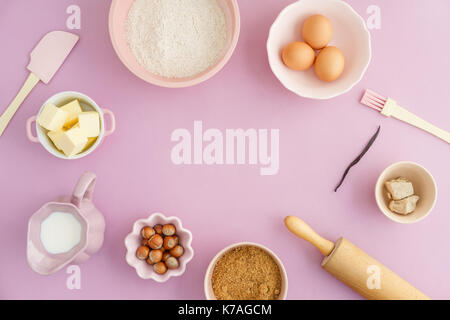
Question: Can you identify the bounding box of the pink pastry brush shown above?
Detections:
[361,89,450,144]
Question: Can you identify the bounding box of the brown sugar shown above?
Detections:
[211,245,282,300]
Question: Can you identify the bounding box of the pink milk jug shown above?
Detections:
[27,172,106,275]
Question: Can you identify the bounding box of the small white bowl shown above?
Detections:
[375,161,438,224]
[26,91,115,159]
[124,213,194,282]
[204,242,288,300]
[267,0,371,99]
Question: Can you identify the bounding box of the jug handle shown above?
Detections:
[72,172,96,208]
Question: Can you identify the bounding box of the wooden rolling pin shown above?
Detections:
[284,216,430,300]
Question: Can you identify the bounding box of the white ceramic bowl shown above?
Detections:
[267,0,371,99]
[204,242,288,300]
[26,91,115,159]
[375,161,438,224]
[125,213,194,282]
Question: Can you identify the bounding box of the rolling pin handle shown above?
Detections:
[284,216,335,256]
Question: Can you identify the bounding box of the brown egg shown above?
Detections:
[281,41,315,71]
[314,46,345,82]
[302,15,333,50]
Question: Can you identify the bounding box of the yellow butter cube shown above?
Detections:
[58,125,88,157]
[60,99,82,129]
[82,137,97,152]
[78,111,100,138]
[38,103,68,131]
[47,129,65,151]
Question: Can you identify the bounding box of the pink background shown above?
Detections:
[0,0,449,299]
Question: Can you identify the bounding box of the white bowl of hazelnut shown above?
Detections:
[124,212,194,282]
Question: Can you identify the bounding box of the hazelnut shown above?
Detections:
[162,224,176,236]
[141,226,155,239]
[163,235,178,250]
[169,245,184,258]
[154,224,163,235]
[136,246,150,260]
[162,252,172,261]
[146,249,163,265]
[165,256,179,269]
[141,238,149,246]
[153,262,167,274]
[148,234,163,250]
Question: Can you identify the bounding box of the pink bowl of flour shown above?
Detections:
[109,0,240,88]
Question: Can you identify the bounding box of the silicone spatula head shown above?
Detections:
[27,31,79,84]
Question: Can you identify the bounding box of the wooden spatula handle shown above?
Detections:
[0,72,40,137]
[284,216,335,256]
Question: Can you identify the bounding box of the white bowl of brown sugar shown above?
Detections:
[204,242,288,300]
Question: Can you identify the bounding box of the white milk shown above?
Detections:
[40,211,82,254]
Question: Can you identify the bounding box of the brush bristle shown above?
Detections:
[360,89,387,111]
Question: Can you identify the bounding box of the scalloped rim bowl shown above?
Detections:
[267,0,371,99]
[109,0,240,88]
[125,213,194,282]
[204,242,288,300]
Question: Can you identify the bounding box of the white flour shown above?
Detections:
[126,0,227,78]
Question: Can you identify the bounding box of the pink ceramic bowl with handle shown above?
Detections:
[125,213,194,282]
[109,0,240,88]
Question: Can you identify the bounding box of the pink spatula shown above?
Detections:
[0,31,79,137]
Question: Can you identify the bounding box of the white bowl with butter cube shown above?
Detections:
[26,91,115,159]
